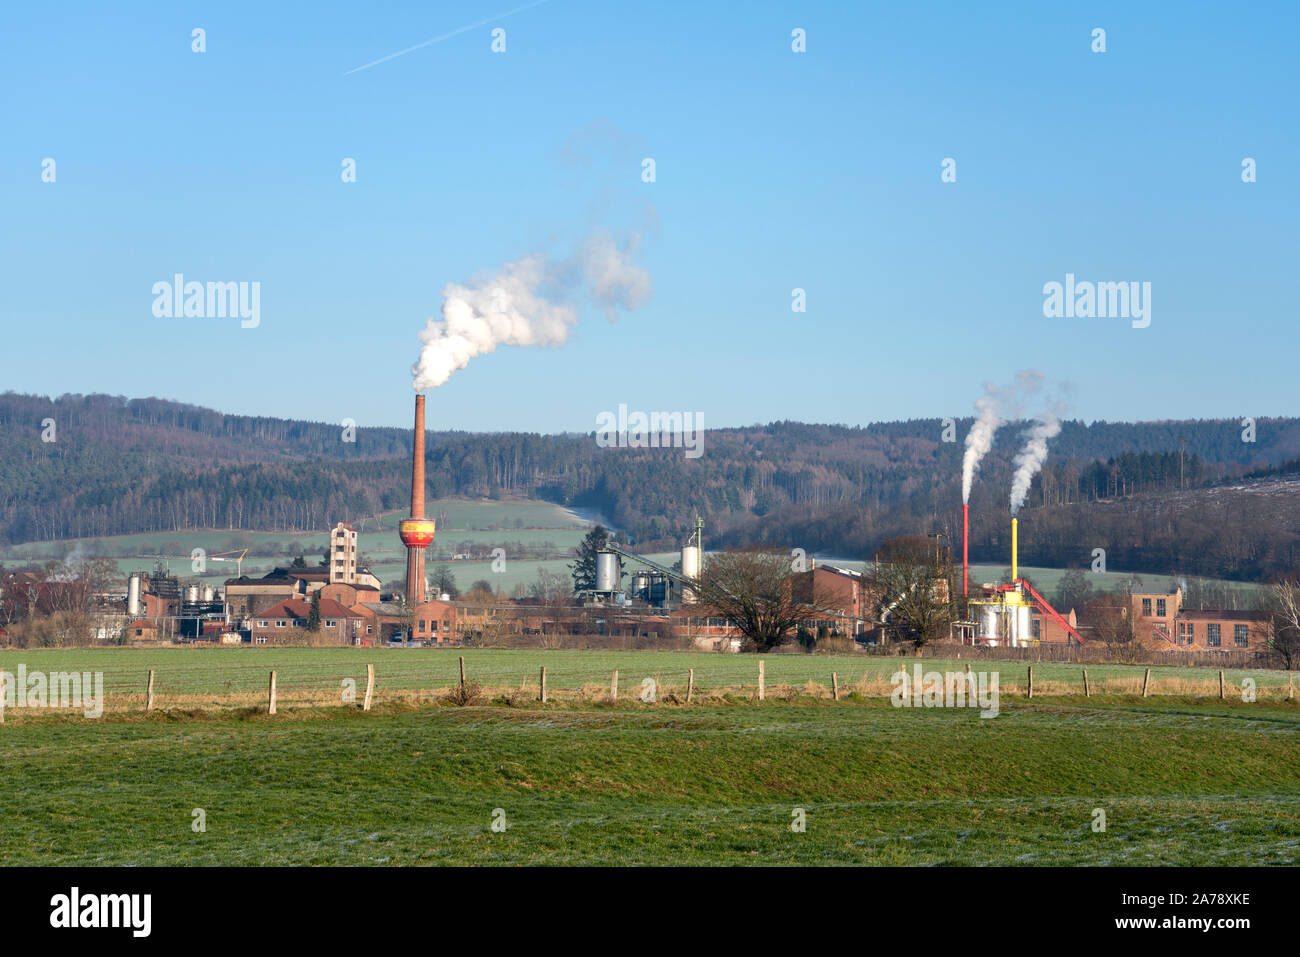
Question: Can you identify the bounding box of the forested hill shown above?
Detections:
[2,393,1298,581]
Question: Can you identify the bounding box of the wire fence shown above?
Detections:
[0,653,1294,718]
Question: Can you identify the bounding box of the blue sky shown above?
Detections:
[3,1,1296,432]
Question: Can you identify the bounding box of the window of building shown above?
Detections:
[1142,598,1152,616]
[256,636,268,645]
[1032,618,1041,639]
[1235,624,1248,647]
[1156,598,1166,617]
[1207,623,1220,647]
[325,620,336,628]
[276,620,286,628]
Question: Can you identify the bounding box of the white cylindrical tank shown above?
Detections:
[594,552,619,592]
[681,544,701,603]
[127,573,142,617]
[1018,605,1032,646]
[980,605,999,642]
[202,585,215,602]
[186,584,200,603]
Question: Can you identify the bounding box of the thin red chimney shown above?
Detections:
[962,503,969,598]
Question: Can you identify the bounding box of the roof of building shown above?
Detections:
[254,597,362,621]
[224,573,299,587]
[1180,608,1270,621]
[284,569,331,581]
[812,563,864,580]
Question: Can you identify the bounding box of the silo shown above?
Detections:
[127,573,142,617]
[649,574,668,606]
[594,552,619,593]
[980,605,1000,644]
[202,585,215,602]
[186,584,200,603]
[631,572,649,601]
[1018,605,1032,647]
[680,544,701,604]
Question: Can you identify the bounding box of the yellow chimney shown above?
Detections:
[1011,517,1018,582]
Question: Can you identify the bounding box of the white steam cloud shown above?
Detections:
[412,232,651,391]
[960,371,1044,504]
[961,387,1003,504]
[1009,405,1064,515]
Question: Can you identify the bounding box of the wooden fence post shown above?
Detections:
[964,662,972,696]
[540,666,547,703]
[1142,668,1151,698]
[1289,672,1294,701]
[687,669,695,704]
[459,656,466,688]
[610,670,618,703]
[146,670,155,711]
[363,663,374,711]
[1082,668,1090,697]
[1219,670,1225,701]
[1027,665,1033,699]
[0,668,5,725]
[268,671,277,715]
[758,660,765,701]
[831,672,839,701]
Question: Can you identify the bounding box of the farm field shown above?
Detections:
[4,647,1296,710]
[0,499,600,588]
[0,687,1296,866]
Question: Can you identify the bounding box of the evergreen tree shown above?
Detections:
[307,589,321,632]
[570,524,611,593]
[431,565,459,599]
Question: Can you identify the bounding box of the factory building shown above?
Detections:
[1130,587,1182,642]
[328,522,359,584]
[249,597,364,645]
[792,562,876,637]
[1173,609,1272,650]
[223,569,308,621]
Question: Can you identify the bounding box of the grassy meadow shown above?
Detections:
[0,647,1296,866]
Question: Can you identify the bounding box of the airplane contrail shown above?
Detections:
[345,0,551,75]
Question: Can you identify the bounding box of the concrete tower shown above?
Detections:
[398,394,436,604]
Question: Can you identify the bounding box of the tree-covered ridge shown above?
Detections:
[1,393,1297,583]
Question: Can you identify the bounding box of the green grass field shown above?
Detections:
[0,648,1296,865]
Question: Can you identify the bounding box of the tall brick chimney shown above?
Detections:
[398,395,436,605]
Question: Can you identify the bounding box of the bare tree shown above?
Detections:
[693,547,820,652]
[1267,581,1300,669]
[866,536,954,648]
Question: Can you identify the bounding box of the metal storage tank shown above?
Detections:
[127,573,142,617]
[649,575,668,605]
[631,572,649,600]
[1017,605,1032,647]
[680,544,701,603]
[594,552,619,593]
[980,605,1000,642]
[202,585,215,602]
[186,584,200,603]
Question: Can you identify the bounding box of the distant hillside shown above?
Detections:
[1,392,1298,582]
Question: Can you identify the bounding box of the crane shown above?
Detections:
[207,549,249,577]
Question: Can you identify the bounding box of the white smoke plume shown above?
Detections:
[961,371,1045,504]
[412,232,651,391]
[961,387,1003,504]
[1009,405,1064,515]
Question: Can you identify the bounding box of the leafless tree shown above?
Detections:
[866,535,955,648]
[693,547,821,652]
[1267,581,1300,669]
